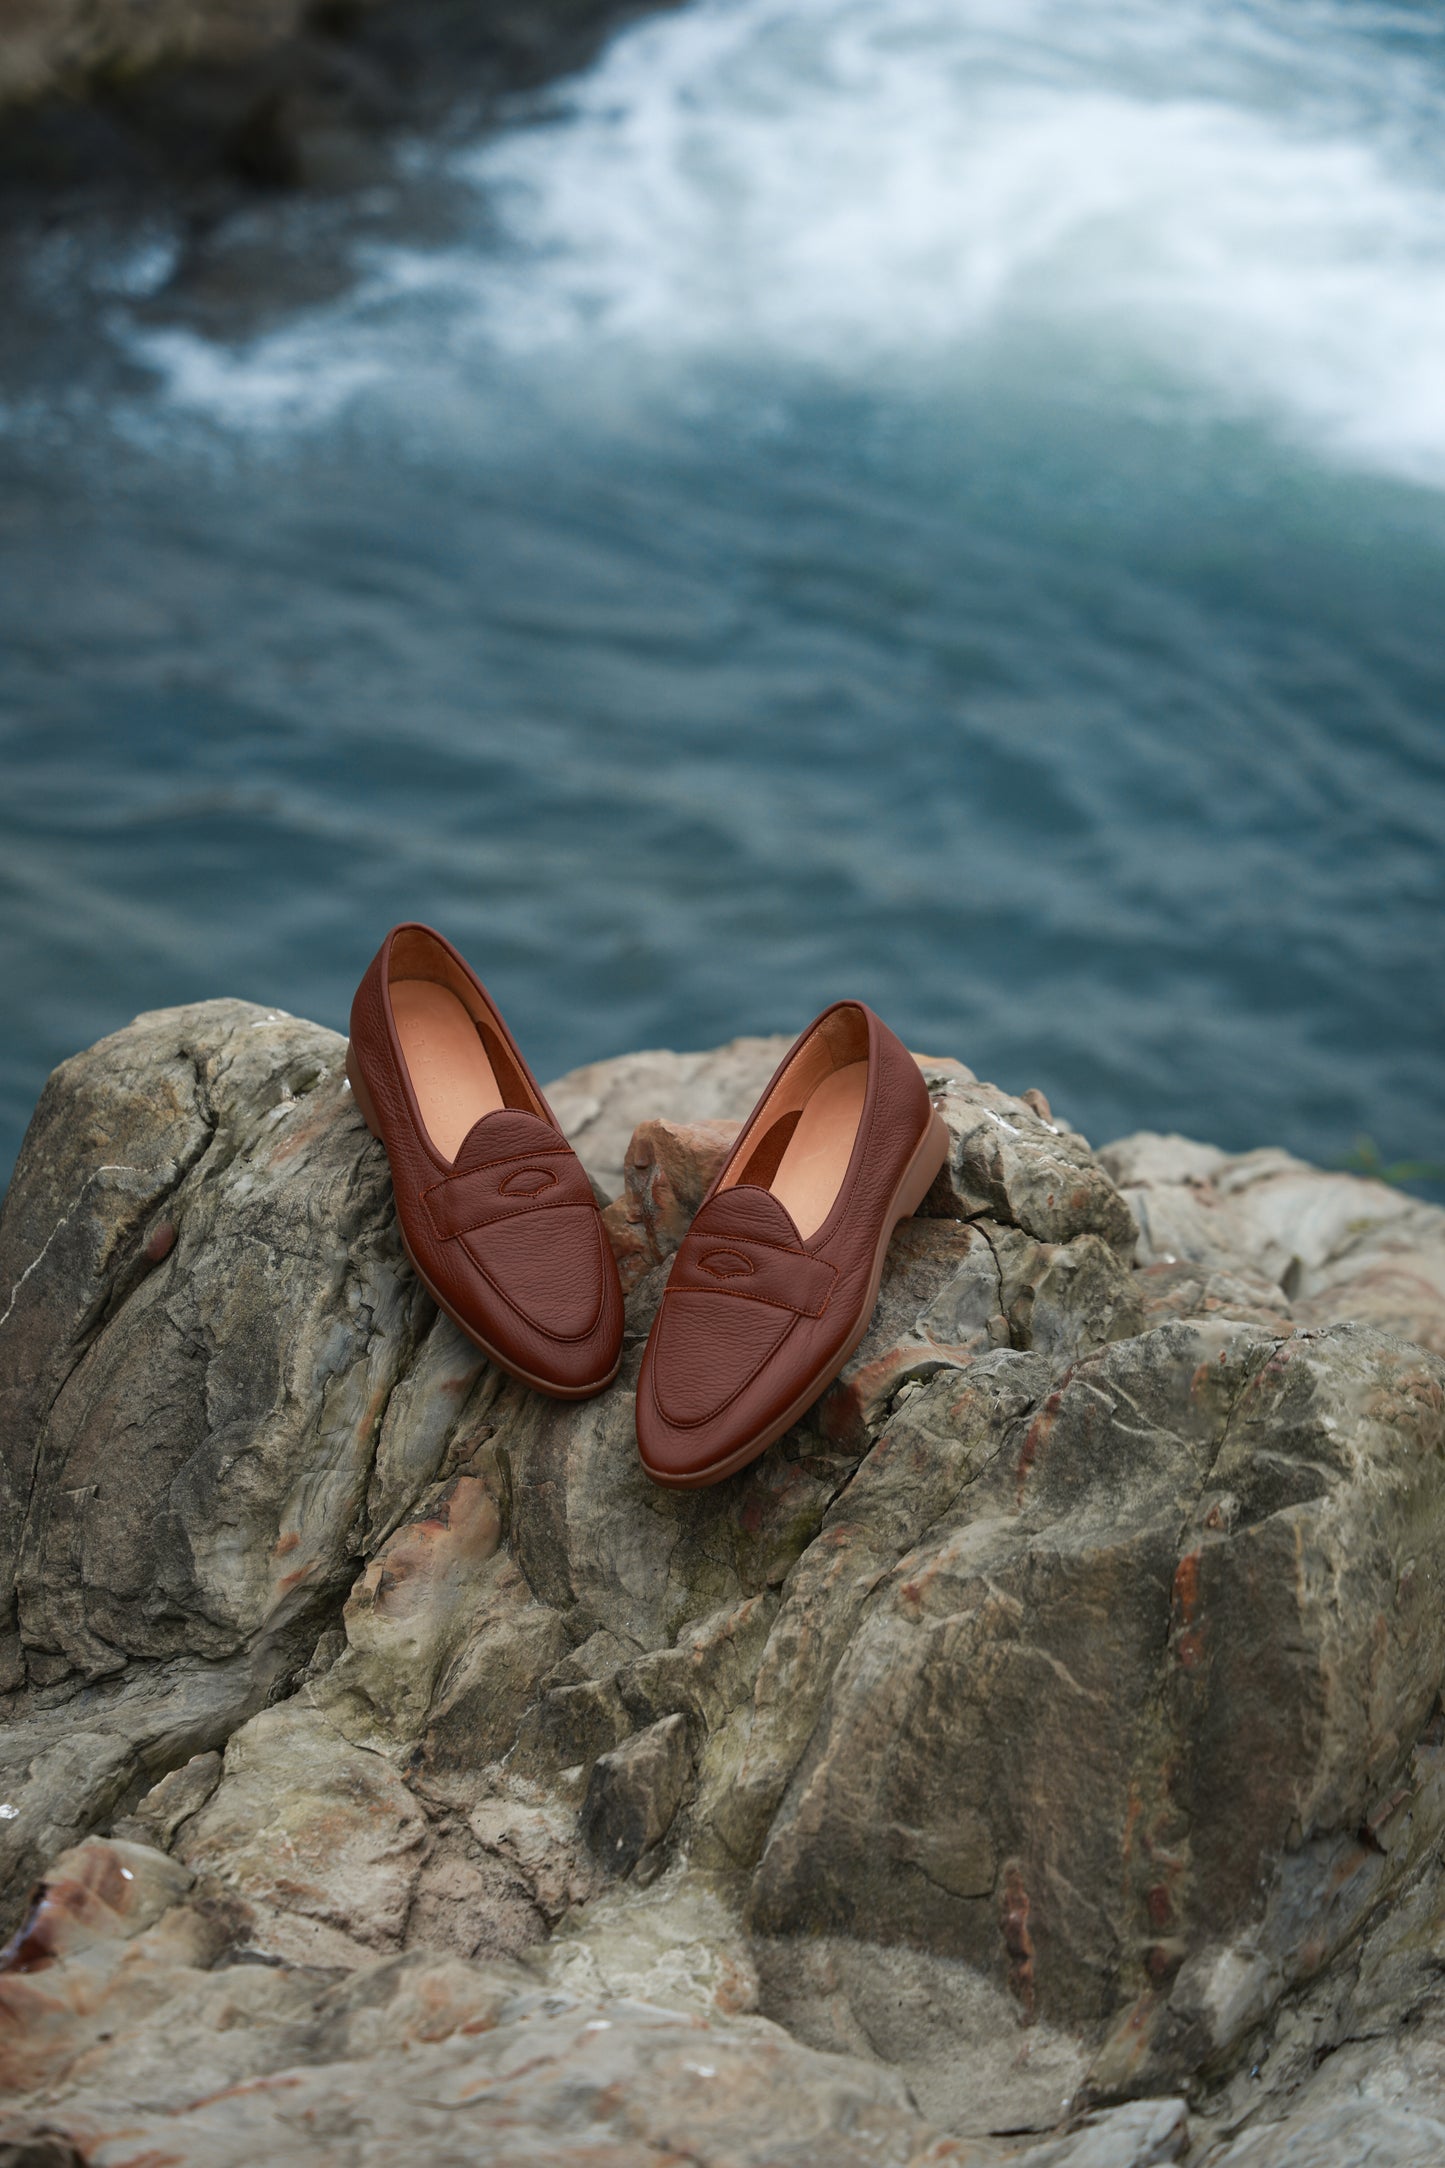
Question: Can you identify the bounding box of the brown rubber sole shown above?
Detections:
[345,1043,621,1403]
[641,1106,953,1490]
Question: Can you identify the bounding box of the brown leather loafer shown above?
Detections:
[636,1000,948,1487]
[347,923,623,1399]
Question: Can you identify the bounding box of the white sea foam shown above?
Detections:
[129,0,1445,485]
[133,326,387,429]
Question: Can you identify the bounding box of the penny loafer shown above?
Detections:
[347,923,623,1399]
[636,999,949,1487]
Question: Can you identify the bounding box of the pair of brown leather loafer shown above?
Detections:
[348,924,949,1488]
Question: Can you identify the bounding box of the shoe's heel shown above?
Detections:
[345,1044,383,1139]
[895,1108,950,1222]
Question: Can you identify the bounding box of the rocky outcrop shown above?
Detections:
[0,0,677,194]
[2,998,1445,2163]
[0,0,312,109]
[0,0,667,108]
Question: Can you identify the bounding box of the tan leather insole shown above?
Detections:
[769,1061,868,1240]
[392,978,504,1160]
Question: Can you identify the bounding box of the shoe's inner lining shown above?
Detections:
[726,1007,869,1241]
[768,1062,869,1239]
[387,927,546,1162]
[392,980,506,1160]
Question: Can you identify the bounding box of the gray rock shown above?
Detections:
[0,1832,1197,2167]
[4,1006,1445,2161]
[1103,1130,1445,1355]
[113,1749,222,1848]
[1026,2099,1189,2167]
[748,1318,1445,2099]
[0,1835,973,2166]
[581,1711,692,1878]
[919,1061,1138,1257]
[0,1000,445,1914]
[173,1698,431,1956]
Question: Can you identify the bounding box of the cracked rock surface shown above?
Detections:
[2,1000,1445,2164]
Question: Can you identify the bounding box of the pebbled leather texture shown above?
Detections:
[349,923,623,1397]
[636,1000,934,1484]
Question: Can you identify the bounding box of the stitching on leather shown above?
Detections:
[421,1142,573,1200]
[667,1280,835,1322]
[430,1186,591,1239]
[459,1210,613,1344]
[673,1278,834,1319]
[647,1295,801,1428]
[500,1167,559,1196]
[673,1232,837,1317]
[423,1150,591,1239]
[685,1226,827,1263]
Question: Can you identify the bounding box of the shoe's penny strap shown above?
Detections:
[669,1230,837,1318]
[422,1146,594,1241]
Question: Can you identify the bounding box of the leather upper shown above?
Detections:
[350,924,623,1395]
[636,1001,932,1482]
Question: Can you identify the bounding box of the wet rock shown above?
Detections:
[0,0,692,221]
[582,1712,691,1878]
[4,1004,1445,2160]
[0,0,313,110]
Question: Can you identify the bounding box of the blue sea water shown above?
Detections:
[1,0,1443,1194]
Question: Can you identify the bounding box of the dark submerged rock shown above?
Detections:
[0,0,679,186]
